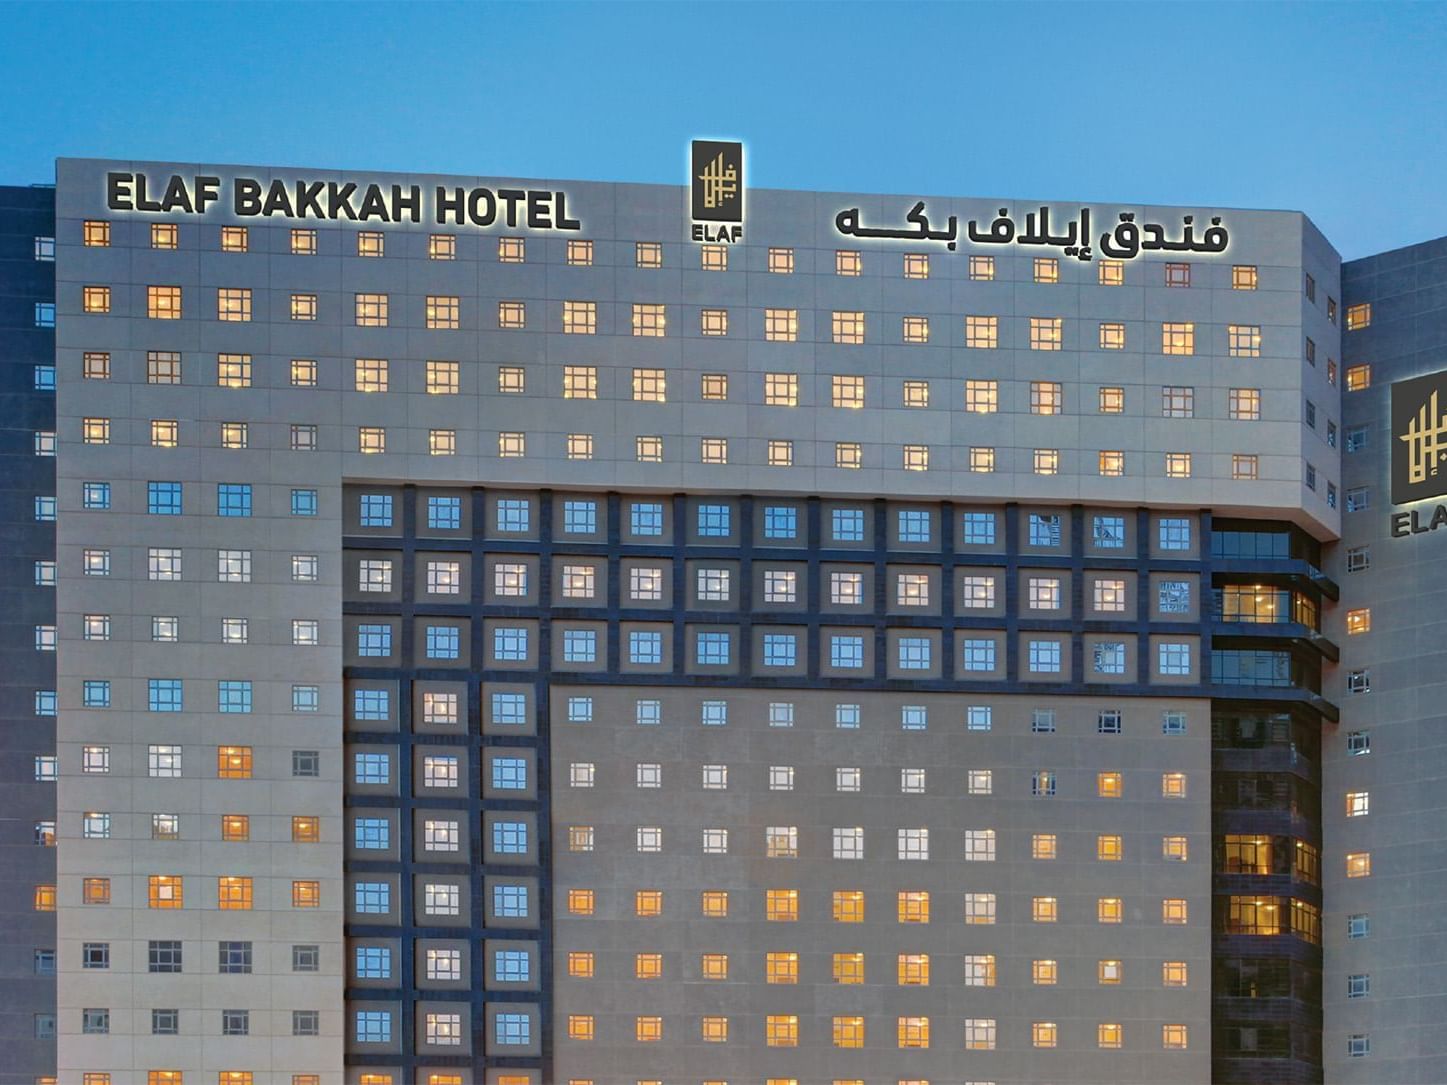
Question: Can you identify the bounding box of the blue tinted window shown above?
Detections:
[83,482,111,509]
[147,678,182,712]
[291,489,318,516]
[216,483,252,517]
[428,496,461,529]
[359,494,392,527]
[83,680,111,708]
[353,689,391,720]
[147,481,182,515]
[217,680,252,713]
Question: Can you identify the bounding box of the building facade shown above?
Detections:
[4,147,1436,1083]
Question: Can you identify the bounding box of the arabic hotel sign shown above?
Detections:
[690,139,744,243]
[1389,371,1447,537]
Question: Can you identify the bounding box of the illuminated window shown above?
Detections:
[83,285,111,313]
[764,307,798,341]
[832,310,865,344]
[1347,790,1370,817]
[636,435,664,462]
[834,441,862,468]
[1098,897,1123,923]
[898,953,930,985]
[1346,608,1371,634]
[768,247,794,273]
[1229,324,1262,357]
[217,287,252,322]
[1229,387,1261,420]
[1162,898,1189,924]
[83,219,111,246]
[903,444,929,471]
[1032,897,1058,923]
[767,1015,799,1047]
[965,378,998,413]
[1030,316,1062,350]
[1032,1020,1059,1048]
[964,892,995,924]
[148,285,182,319]
[568,889,594,915]
[698,242,727,270]
[82,417,110,444]
[700,307,728,335]
[217,225,248,252]
[1096,259,1124,285]
[568,1014,594,1041]
[83,877,110,904]
[766,889,798,921]
[84,350,112,380]
[701,437,728,463]
[965,314,997,348]
[828,952,865,987]
[1033,448,1059,475]
[901,379,929,408]
[426,359,459,394]
[291,880,320,908]
[148,875,183,909]
[1231,264,1257,289]
[218,421,248,449]
[701,890,728,917]
[767,951,799,984]
[635,952,663,980]
[1165,452,1192,478]
[632,302,666,336]
[1162,772,1188,797]
[425,295,459,329]
[428,233,455,260]
[566,433,592,460]
[498,431,525,457]
[1034,257,1058,283]
[1347,852,1372,877]
[359,426,386,454]
[1162,321,1194,355]
[699,1015,729,1044]
[1346,303,1371,330]
[831,889,865,922]
[632,241,663,268]
[1099,321,1126,349]
[1096,450,1124,477]
[33,885,56,911]
[221,814,249,841]
[1163,1024,1189,1050]
[898,1015,930,1048]
[217,746,253,779]
[902,315,930,343]
[217,876,253,910]
[633,367,667,402]
[1163,835,1189,861]
[497,236,525,263]
[562,300,596,334]
[1097,834,1123,861]
[836,249,861,275]
[1097,771,1123,798]
[498,301,526,328]
[697,374,730,403]
[635,1015,663,1042]
[353,357,389,393]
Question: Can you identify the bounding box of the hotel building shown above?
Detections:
[0,147,1438,1084]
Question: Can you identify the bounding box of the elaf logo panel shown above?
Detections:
[691,140,743,225]
[1391,370,1447,505]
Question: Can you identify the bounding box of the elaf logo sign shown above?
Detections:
[690,140,743,243]
[1392,370,1447,505]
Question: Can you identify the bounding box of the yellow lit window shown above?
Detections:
[569,889,595,915]
[221,226,248,252]
[1032,896,1058,923]
[965,314,997,349]
[901,443,928,471]
[293,816,320,842]
[1163,835,1189,861]
[84,1075,113,1085]
[1162,321,1195,355]
[897,1015,929,1049]
[1099,259,1124,285]
[832,310,865,344]
[969,446,995,473]
[1032,448,1058,475]
[635,952,663,979]
[283,227,315,255]
[767,439,793,466]
[221,814,249,841]
[219,422,247,449]
[700,436,727,464]
[768,247,794,273]
[903,252,929,279]
[832,890,865,922]
[1162,898,1189,923]
[1099,959,1123,984]
[1163,960,1189,986]
[426,360,459,394]
[149,419,178,448]
[566,433,592,460]
[148,1074,183,1085]
[699,243,727,270]
[833,952,864,984]
[633,367,667,402]
[636,1015,663,1042]
[766,1014,798,1047]
[632,302,666,336]
[969,253,995,280]
[700,307,728,335]
[764,371,797,406]
[498,236,525,263]
[835,441,862,468]
[1163,1023,1189,1049]
[1228,324,1262,357]
[217,875,253,910]
[425,1077,460,1085]
[428,233,455,260]
[562,300,597,334]
[902,379,929,407]
[1099,321,1126,349]
[217,353,251,387]
[426,295,460,329]
[567,826,593,852]
[767,951,799,984]
[701,952,728,979]
[902,315,929,343]
[1096,386,1124,414]
[33,884,56,911]
[965,378,997,413]
[568,1014,594,1041]
[287,292,317,320]
[1033,1021,1058,1048]
[82,285,111,313]
[1232,265,1257,289]
[148,285,182,319]
[292,880,320,908]
[897,953,929,985]
[218,1076,252,1085]
[568,951,594,978]
[148,874,183,908]
[833,1015,865,1048]
[1099,1022,1123,1049]
[359,426,387,454]
[1034,257,1058,283]
[1345,363,1371,391]
[1346,851,1372,878]
[898,890,929,923]
[498,301,526,329]
[1098,897,1123,923]
[836,249,861,275]
[497,431,524,457]
[217,746,252,779]
[1097,834,1123,861]
[1345,303,1371,330]
[635,241,663,268]
[1098,771,1123,798]
[357,1077,391,1085]
[1030,316,1062,349]
[701,1015,728,1043]
[146,224,179,253]
[636,436,664,462]
[1162,772,1188,798]
[1165,452,1192,478]
[1030,380,1062,414]
[82,417,110,444]
[1032,833,1057,859]
[1346,608,1370,634]
[635,889,663,916]
[701,373,728,400]
[218,287,252,322]
[833,374,865,408]
[701,890,728,917]
[82,219,111,246]
[83,877,110,904]
[1347,791,1370,817]
[1099,450,1125,477]
[562,365,597,399]
[766,888,798,921]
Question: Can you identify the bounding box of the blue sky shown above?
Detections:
[2,1,1442,259]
